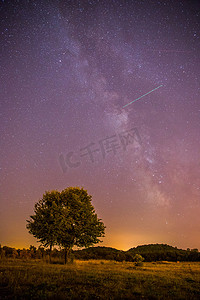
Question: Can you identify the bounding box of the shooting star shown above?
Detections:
[123,85,163,108]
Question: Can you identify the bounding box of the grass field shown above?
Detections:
[0,259,200,299]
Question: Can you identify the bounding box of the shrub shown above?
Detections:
[133,254,144,266]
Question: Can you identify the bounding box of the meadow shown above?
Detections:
[0,259,200,299]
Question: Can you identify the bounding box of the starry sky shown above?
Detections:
[1,0,200,251]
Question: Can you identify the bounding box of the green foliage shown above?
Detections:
[133,254,144,262]
[26,187,105,262]
[26,190,61,249]
[133,254,144,266]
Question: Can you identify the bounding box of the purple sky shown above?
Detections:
[0,0,200,250]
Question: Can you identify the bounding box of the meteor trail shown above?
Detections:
[123,85,163,108]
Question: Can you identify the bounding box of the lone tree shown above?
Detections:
[26,187,105,263]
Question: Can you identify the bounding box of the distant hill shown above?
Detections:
[128,243,176,252]
[73,244,200,262]
[73,246,123,261]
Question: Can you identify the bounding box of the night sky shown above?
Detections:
[1,0,200,251]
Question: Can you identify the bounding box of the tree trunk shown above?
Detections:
[49,244,52,263]
[64,247,71,264]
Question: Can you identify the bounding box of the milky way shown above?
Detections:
[0,0,200,250]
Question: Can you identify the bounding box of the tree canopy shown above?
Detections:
[26,187,105,263]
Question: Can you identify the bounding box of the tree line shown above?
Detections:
[1,244,200,262]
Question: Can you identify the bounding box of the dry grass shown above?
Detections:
[0,259,200,299]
